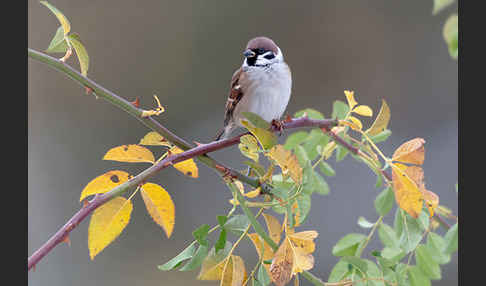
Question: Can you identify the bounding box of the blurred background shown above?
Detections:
[28,1,458,285]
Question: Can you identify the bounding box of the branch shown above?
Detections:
[28,48,261,191]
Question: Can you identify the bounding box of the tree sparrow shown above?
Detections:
[215,36,292,140]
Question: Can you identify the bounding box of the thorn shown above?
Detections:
[193,141,204,147]
[82,200,89,208]
[284,115,292,123]
[130,97,140,108]
[62,235,71,247]
[84,86,93,95]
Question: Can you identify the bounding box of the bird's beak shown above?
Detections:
[243,49,256,58]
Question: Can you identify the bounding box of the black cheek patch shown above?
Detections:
[246,57,257,66]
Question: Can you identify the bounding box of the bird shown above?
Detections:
[214,36,292,141]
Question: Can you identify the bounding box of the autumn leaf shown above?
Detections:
[266,145,303,184]
[344,90,358,110]
[169,146,199,178]
[238,134,260,162]
[366,99,391,136]
[40,1,71,35]
[103,144,155,164]
[347,116,363,130]
[391,163,424,218]
[400,165,439,217]
[392,138,426,165]
[241,120,277,150]
[423,190,439,217]
[139,131,171,147]
[263,213,283,245]
[79,170,130,201]
[352,105,373,117]
[270,230,318,286]
[198,255,246,286]
[245,187,261,198]
[88,196,133,259]
[140,183,175,237]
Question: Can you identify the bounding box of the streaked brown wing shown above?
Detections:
[223,67,245,126]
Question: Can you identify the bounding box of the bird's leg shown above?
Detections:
[271,119,284,136]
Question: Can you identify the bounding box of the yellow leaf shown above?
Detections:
[40,1,71,35]
[344,90,358,110]
[266,145,303,185]
[169,146,199,178]
[263,213,283,245]
[225,255,246,286]
[287,231,318,255]
[68,34,89,76]
[241,120,277,150]
[423,190,439,217]
[140,183,175,238]
[248,233,275,274]
[347,116,363,130]
[391,163,424,218]
[245,187,261,198]
[270,238,294,286]
[139,131,172,147]
[352,105,373,117]
[88,196,132,260]
[322,141,337,160]
[80,170,131,202]
[392,138,426,165]
[103,144,155,164]
[366,99,391,136]
[238,134,260,162]
[198,254,228,281]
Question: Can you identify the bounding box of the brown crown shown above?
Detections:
[246,37,279,54]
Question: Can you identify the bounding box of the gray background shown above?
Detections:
[28,1,458,285]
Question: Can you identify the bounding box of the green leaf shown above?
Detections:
[341,256,368,274]
[443,223,458,254]
[312,172,330,195]
[295,193,311,225]
[332,100,350,120]
[243,161,265,176]
[368,129,392,143]
[294,108,325,120]
[257,264,271,286]
[241,120,277,150]
[335,145,349,162]
[415,244,441,280]
[363,259,385,286]
[328,259,352,283]
[332,233,367,257]
[395,210,429,253]
[192,224,210,246]
[284,131,308,150]
[294,145,310,167]
[432,0,455,15]
[40,1,71,35]
[217,215,228,227]
[378,223,401,249]
[223,215,250,236]
[378,247,405,267]
[158,242,197,270]
[407,266,431,286]
[443,14,458,60]
[215,229,227,253]
[302,129,327,160]
[178,244,209,271]
[239,134,260,162]
[357,216,374,228]
[319,161,336,177]
[242,112,271,129]
[426,232,451,264]
[68,34,89,76]
[45,26,68,53]
[374,187,394,216]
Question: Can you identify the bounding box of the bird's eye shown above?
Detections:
[264,53,275,60]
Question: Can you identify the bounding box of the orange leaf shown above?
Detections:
[80,170,131,202]
[103,144,155,163]
[270,238,294,286]
[263,213,283,245]
[266,145,302,184]
[140,183,175,237]
[392,138,425,165]
[169,146,199,178]
[391,163,423,218]
[88,196,133,259]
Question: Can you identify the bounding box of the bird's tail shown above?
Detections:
[214,124,233,141]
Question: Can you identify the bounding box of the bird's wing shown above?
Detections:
[223,67,246,127]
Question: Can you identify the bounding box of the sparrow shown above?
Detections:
[215,36,292,141]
